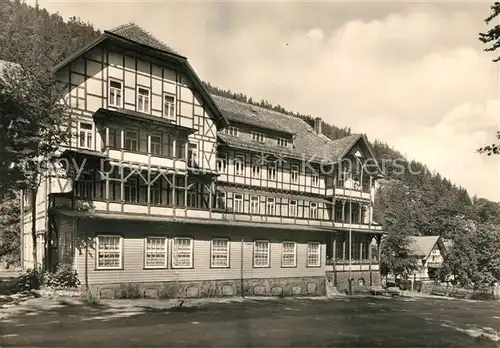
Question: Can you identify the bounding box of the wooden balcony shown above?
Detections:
[104,147,187,171]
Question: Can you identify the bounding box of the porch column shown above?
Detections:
[105,127,109,149]
[358,203,362,224]
[341,201,346,222]
[120,129,124,149]
[147,134,151,154]
[342,237,346,261]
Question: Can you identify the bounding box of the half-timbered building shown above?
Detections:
[20,23,385,298]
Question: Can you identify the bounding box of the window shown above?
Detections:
[233,194,243,213]
[277,138,288,147]
[125,130,138,151]
[151,179,161,205]
[216,192,226,210]
[172,237,193,268]
[150,134,162,156]
[78,122,93,149]
[251,131,264,142]
[108,80,122,107]
[282,242,296,267]
[96,235,122,269]
[307,242,321,267]
[144,237,167,268]
[188,143,198,167]
[75,177,92,199]
[253,240,270,267]
[164,93,175,119]
[211,238,229,268]
[124,176,138,203]
[175,139,186,159]
[250,196,259,214]
[291,165,299,184]
[224,126,238,137]
[266,197,275,216]
[312,174,319,187]
[268,163,276,181]
[216,157,227,173]
[289,200,297,217]
[252,164,261,178]
[137,87,150,113]
[310,202,318,219]
[234,156,245,176]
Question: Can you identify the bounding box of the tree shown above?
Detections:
[441,218,500,288]
[0,44,71,270]
[0,190,20,268]
[440,218,478,286]
[375,180,420,281]
[478,3,500,154]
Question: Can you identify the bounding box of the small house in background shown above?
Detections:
[409,236,448,281]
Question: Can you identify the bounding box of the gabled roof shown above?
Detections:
[410,236,442,259]
[106,23,178,55]
[51,23,228,130]
[213,95,382,168]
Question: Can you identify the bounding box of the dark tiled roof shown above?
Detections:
[106,23,179,56]
[218,133,304,160]
[213,95,362,163]
[212,95,293,134]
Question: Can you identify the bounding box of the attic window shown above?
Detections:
[277,138,288,147]
[224,126,238,137]
[251,131,264,142]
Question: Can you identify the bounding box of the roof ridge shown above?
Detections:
[107,22,134,33]
[106,22,178,55]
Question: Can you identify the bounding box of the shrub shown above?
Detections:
[17,268,44,291]
[43,264,80,288]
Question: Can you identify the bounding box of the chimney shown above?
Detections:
[313,117,322,135]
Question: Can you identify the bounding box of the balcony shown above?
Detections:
[104,147,187,171]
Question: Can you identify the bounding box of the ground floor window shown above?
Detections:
[96,235,122,269]
[281,241,296,267]
[211,238,229,268]
[172,237,193,268]
[253,240,270,267]
[144,237,167,268]
[307,242,321,267]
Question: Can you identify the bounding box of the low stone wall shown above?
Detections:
[331,270,381,294]
[86,276,326,299]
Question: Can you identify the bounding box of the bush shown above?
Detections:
[17,268,44,291]
[43,264,80,288]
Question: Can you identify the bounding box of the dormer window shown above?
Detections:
[277,138,288,147]
[137,87,150,113]
[251,132,264,142]
[224,126,239,137]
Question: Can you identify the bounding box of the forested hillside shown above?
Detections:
[0,0,498,271]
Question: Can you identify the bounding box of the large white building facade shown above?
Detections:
[21,23,385,298]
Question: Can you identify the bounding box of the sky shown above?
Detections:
[30,0,500,201]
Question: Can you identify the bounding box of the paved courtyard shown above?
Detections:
[1,295,499,347]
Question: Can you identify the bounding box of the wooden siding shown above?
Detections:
[74,220,327,285]
[56,46,218,172]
